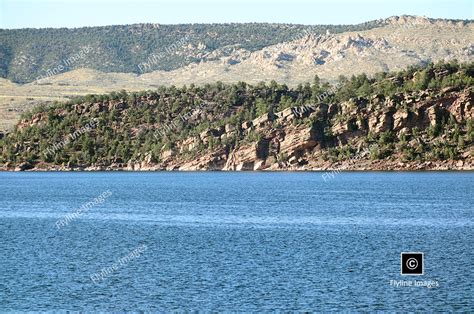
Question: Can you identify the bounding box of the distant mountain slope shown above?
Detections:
[1,16,470,86]
[0,15,472,131]
[136,16,474,85]
[0,20,386,83]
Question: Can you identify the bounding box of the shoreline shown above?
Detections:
[1,170,473,172]
[2,166,472,172]
[2,156,472,172]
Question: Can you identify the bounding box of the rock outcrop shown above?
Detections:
[1,84,473,172]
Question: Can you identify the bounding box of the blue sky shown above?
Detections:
[1,0,472,29]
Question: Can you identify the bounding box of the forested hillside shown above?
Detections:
[1,61,472,171]
[0,19,389,83]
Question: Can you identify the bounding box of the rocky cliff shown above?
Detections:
[125,88,473,171]
[1,85,472,171]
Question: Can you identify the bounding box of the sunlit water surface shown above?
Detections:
[0,172,472,311]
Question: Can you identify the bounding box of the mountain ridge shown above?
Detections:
[0,15,472,130]
[1,15,472,83]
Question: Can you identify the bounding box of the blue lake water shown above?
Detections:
[0,172,473,311]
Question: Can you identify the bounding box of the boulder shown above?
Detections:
[15,162,33,171]
[426,106,439,126]
[447,90,472,122]
[225,123,236,133]
[252,112,274,129]
[241,121,253,130]
[236,161,254,171]
[368,111,393,133]
[253,160,267,170]
[160,149,175,160]
[393,110,410,131]
[276,107,294,121]
[279,125,318,157]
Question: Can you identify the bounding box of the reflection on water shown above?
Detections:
[0,172,472,311]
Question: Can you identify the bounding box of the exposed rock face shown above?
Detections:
[124,88,470,171]
[2,87,473,172]
[393,110,411,131]
[369,111,393,133]
[279,125,319,157]
[177,150,226,171]
[252,113,274,130]
[276,105,316,121]
[180,137,199,152]
[200,127,224,144]
[426,106,439,126]
[160,149,175,161]
[1,16,473,131]
[130,15,473,87]
[448,90,473,122]
[224,144,259,171]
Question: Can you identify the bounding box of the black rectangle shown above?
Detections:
[401,252,424,275]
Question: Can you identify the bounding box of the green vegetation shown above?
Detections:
[0,61,472,167]
[0,21,388,83]
[332,60,474,101]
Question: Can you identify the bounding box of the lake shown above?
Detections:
[0,172,472,311]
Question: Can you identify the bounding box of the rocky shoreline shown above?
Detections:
[3,155,472,172]
[1,76,472,172]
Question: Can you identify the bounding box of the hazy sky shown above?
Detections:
[1,0,473,29]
